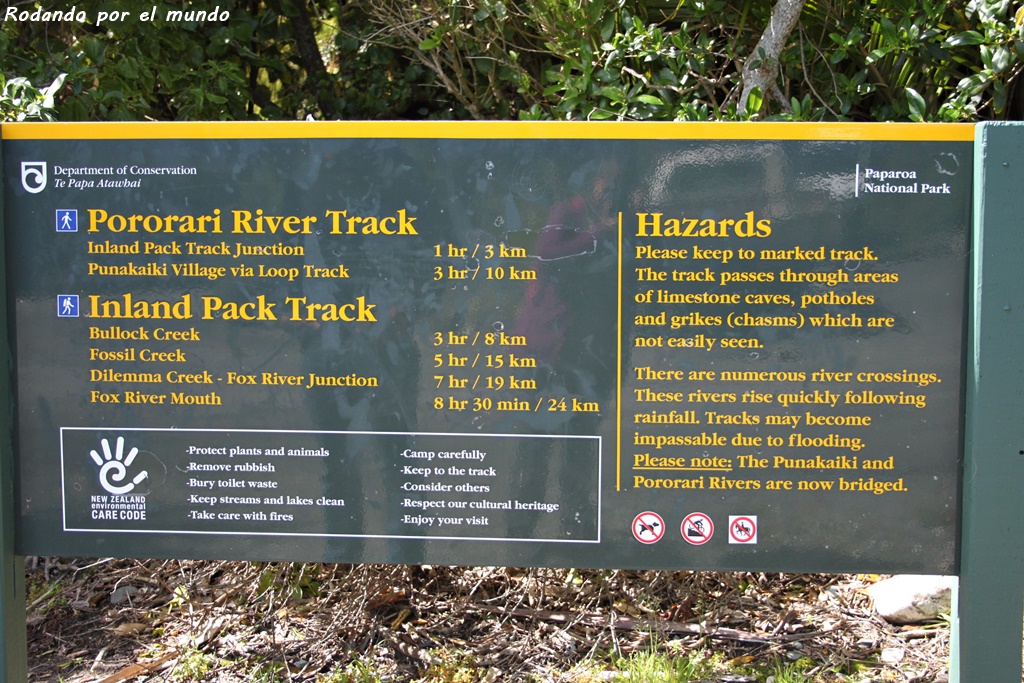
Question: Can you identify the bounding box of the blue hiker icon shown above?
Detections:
[57,295,79,317]
[56,209,78,232]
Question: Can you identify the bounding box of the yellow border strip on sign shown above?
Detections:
[617,212,624,493]
[2,121,975,142]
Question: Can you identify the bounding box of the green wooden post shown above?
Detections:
[0,139,28,681]
[953,121,1024,681]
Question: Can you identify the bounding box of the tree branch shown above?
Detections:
[738,0,806,116]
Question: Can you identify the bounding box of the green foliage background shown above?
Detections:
[2,0,1023,122]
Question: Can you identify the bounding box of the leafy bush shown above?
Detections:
[370,0,1024,122]
[3,0,1023,121]
[0,0,419,120]
[0,73,65,121]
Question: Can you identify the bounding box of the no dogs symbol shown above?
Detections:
[632,511,665,544]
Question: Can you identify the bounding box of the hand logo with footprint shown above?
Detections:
[89,437,149,495]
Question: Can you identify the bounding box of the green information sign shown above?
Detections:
[3,122,972,573]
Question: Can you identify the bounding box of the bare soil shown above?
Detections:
[25,558,950,682]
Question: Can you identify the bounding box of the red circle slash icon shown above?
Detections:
[632,511,665,544]
[729,516,758,544]
[681,512,714,545]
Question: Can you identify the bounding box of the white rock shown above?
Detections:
[110,585,139,605]
[866,574,954,624]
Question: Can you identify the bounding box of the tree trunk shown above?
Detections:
[288,0,335,118]
[738,0,806,116]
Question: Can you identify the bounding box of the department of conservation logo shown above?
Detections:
[20,161,47,194]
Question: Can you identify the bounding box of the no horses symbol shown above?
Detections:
[729,515,758,544]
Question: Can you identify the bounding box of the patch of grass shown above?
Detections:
[56,656,86,671]
[170,648,217,682]
[762,657,818,683]
[249,660,288,682]
[317,660,384,683]
[423,649,478,683]
[256,562,322,602]
[611,644,727,682]
[553,662,611,682]
[26,577,67,612]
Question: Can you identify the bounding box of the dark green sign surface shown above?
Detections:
[3,122,971,573]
